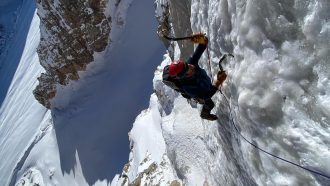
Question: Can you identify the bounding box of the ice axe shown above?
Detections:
[216,53,234,87]
[157,29,195,41]
[218,53,234,72]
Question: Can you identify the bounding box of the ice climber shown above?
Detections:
[162,33,227,121]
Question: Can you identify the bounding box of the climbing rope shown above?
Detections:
[158,31,330,180]
[158,30,330,180]
[219,91,330,180]
[206,46,213,83]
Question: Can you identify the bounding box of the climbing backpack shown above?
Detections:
[162,65,192,99]
[162,65,182,92]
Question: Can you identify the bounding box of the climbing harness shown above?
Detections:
[219,91,330,180]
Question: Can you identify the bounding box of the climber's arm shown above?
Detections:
[188,33,208,66]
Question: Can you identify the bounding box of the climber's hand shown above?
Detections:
[217,71,227,82]
[214,71,227,88]
[190,32,208,44]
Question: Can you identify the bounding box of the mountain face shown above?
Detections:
[112,0,330,185]
[0,0,329,185]
[33,0,111,108]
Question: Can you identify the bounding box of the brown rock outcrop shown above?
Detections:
[33,0,111,108]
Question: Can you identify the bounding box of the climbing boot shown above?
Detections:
[200,113,218,121]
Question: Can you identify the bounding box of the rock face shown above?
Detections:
[114,154,182,186]
[155,0,193,60]
[33,0,111,108]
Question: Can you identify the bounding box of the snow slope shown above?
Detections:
[0,0,36,105]
[0,3,50,186]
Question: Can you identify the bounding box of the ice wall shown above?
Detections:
[130,0,330,185]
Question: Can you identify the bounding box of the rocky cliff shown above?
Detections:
[33,0,111,108]
[155,0,193,60]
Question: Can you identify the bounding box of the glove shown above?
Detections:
[190,32,208,44]
[217,71,227,85]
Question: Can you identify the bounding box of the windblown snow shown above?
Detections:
[0,0,329,186]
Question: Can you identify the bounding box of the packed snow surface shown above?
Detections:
[0,0,329,186]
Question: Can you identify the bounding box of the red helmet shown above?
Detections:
[169,60,187,77]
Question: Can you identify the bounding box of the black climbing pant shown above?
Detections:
[197,85,217,117]
[200,98,215,117]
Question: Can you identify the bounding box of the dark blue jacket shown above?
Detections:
[178,43,217,100]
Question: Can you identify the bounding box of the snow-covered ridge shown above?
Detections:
[0,2,51,185]
[113,0,330,185]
